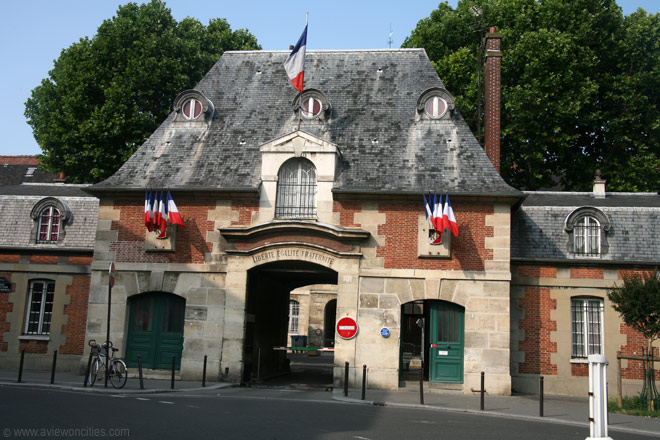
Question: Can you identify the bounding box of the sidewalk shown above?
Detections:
[2,368,659,437]
[0,368,231,394]
[332,387,660,438]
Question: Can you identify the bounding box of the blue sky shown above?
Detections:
[1,0,658,156]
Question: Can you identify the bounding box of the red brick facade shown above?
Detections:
[518,286,557,375]
[111,200,216,264]
[376,202,493,271]
[59,275,91,355]
[515,264,657,381]
[0,273,13,352]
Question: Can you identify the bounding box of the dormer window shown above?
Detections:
[416,88,455,121]
[424,96,448,119]
[173,90,214,122]
[30,197,72,245]
[182,98,203,120]
[293,89,330,121]
[38,206,60,242]
[301,96,322,118]
[564,207,610,257]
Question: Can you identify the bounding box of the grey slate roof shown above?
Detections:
[91,49,519,198]
[0,184,98,250]
[1,164,59,186]
[512,191,660,264]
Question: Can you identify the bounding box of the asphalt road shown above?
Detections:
[0,386,653,440]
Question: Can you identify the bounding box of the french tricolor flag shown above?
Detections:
[283,21,307,93]
[442,194,459,237]
[166,191,185,229]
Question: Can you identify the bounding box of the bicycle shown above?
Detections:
[87,339,128,389]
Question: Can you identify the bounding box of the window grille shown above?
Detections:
[24,280,55,335]
[275,159,317,219]
[574,216,600,256]
[571,298,604,358]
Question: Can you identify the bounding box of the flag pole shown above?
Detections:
[296,13,308,131]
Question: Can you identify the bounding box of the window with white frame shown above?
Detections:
[574,216,600,256]
[571,297,604,359]
[275,158,317,219]
[24,280,55,335]
[288,300,300,333]
[37,206,60,243]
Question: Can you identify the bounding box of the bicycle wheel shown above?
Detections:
[89,357,100,386]
[109,359,128,389]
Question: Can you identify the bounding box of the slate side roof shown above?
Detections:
[92,49,519,198]
[0,184,98,250]
[512,191,660,264]
[1,156,59,186]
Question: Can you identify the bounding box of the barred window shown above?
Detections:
[288,300,300,333]
[571,297,604,359]
[574,216,600,256]
[275,159,317,219]
[24,280,55,335]
[37,206,60,243]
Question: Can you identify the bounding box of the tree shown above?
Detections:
[25,0,261,183]
[403,0,660,192]
[607,271,660,350]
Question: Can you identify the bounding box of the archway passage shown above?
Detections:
[244,260,337,385]
[125,292,185,370]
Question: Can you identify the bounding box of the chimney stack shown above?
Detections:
[484,26,502,173]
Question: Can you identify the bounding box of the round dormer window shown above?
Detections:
[424,96,448,119]
[301,97,322,118]
[182,98,203,120]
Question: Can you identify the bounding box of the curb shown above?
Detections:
[330,391,660,438]
[0,380,234,394]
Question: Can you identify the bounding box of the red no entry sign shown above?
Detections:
[336,316,358,340]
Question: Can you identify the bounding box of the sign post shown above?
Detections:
[105,262,115,388]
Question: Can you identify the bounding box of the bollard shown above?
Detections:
[203,355,207,387]
[17,349,25,383]
[361,365,367,400]
[344,361,349,397]
[419,360,424,405]
[539,376,544,417]
[50,350,58,384]
[83,351,93,387]
[171,356,176,389]
[480,371,485,411]
[587,354,612,440]
[137,355,144,390]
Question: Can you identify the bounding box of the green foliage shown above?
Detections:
[403,0,660,191]
[25,0,260,183]
[609,396,660,418]
[607,271,660,344]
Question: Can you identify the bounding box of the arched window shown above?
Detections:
[574,216,600,256]
[275,158,317,219]
[288,300,300,333]
[38,206,60,243]
[564,207,610,257]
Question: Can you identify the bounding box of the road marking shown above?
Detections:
[158,401,174,404]
[136,397,150,401]
[353,436,371,440]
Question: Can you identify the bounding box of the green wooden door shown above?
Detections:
[126,293,185,369]
[429,301,464,383]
